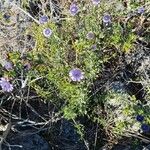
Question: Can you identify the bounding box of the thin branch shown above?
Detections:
[12,4,40,25]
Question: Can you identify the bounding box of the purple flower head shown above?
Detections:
[92,0,100,5]
[136,115,144,122]
[87,31,95,40]
[3,13,11,21]
[70,4,79,16]
[4,61,13,71]
[91,44,97,50]
[103,14,111,23]
[39,15,48,24]
[24,63,31,70]
[69,68,84,82]
[43,28,52,38]
[0,78,13,92]
[138,7,144,14]
[141,124,150,132]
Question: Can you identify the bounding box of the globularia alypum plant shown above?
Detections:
[1,0,149,141]
[27,0,138,119]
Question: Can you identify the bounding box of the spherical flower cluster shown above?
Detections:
[70,4,79,16]
[69,68,84,82]
[0,78,13,92]
[92,0,100,5]
[91,44,97,50]
[136,115,144,122]
[39,15,48,24]
[4,61,13,71]
[43,28,52,38]
[3,13,11,21]
[141,124,150,132]
[24,63,31,70]
[137,7,144,14]
[87,31,95,40]
[103,14,111,23]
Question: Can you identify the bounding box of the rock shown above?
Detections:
[48,119,86,150]
[2,134,51,150]
[61,120,80,143]
[112,145,131,150]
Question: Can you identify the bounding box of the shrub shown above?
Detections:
[1,0,149,146]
